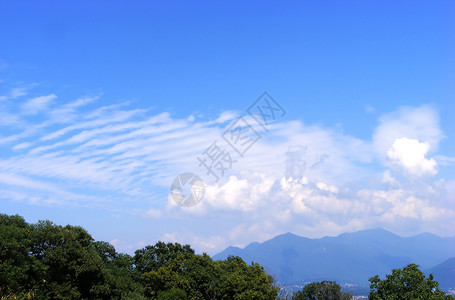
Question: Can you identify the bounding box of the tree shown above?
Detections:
[292,281,352,300]
[136,242,278,299]
[217,256,279,300]
[134,241,195,274]
[369,263,454,299]
[0,214,40,298]
[156,287,187,299]
[29,220,108,299]
[92,241,143,299]
[1,213,279,299]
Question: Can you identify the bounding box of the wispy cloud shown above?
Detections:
[21,94,57,115]
[1,86,454,254]
[0,87,28,101]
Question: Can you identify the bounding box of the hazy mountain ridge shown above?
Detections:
[213,228,455,287]
[426,257,455,291]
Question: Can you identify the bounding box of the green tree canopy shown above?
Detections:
[0,214,37,297]
[1,213,279,299]
[292,281,352,300]
[138,248,278,299]
[0,214,133,299]
[368,263,454,299]
[134,241,195,275]
[217,256,279,300]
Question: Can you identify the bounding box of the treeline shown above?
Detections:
[1,214,453,299]
[0,214,277,299]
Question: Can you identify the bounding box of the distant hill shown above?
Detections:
[213,228,455,286]
[426,257,455,291]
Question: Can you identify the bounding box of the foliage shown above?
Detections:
[0,214,39,299]
[0,213,278,300]
[134,241,195,274]
[136,246,278,299]
[217,256,279,299]
[292,281,352,300]
[368,263,454,299]
[5,213,452,300]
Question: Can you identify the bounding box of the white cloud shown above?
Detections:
[142,208,161,219]
[0,111,20,126]
[365,105,375,113]
[1,87,454,254]
[214,110,238,124]
[381,170,399,186]
[46,96,98,123]
[174,166,454,253]
[13,142,33,150]
[21,94,57,115]
[0,172,109,207]
[10,88,28,99]
[434,155,455,166]
[203,173,274,211]
[0,87,28,101]
[373,105,444,158]
[387,137,437,176]
[0,172,59,191]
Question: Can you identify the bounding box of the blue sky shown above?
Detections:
[1,1,454,254]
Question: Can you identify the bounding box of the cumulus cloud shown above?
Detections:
[1,84,454,254]
[164,169,455,253]
[373,105,444,158]
[381,170,399,186]
[387,137,437,176]
[203,173,275,211]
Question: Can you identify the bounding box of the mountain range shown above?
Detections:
[427,257,455,291]
[213,228,455,290]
